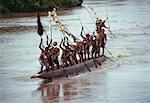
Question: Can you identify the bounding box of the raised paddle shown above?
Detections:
[37,12,44,36]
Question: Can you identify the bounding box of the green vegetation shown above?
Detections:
[0,0,83,13]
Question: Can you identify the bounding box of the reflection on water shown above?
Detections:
[37,80,92,103]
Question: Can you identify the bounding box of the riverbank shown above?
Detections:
[0,0,83,18]
[0,7,74,19]
[0,11,57,19]
[0,7,74,32]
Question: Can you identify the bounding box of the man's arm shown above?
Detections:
[102,19,108,28]
[63,37,67,46]
[104,34,107,44]
[47,38,52,48]
[64,30,71,36]
[80,27,85,39]
[39,38,44,51]
[59,39,65,50]
[66,37,70,46]
[46,35,49,46]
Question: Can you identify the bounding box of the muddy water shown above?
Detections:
[0,0,150,103]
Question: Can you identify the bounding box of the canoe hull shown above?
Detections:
[31,56,106,79]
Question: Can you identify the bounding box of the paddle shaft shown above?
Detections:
[83,61,91,72]
[105,47,115,59]
[62,69,69,78]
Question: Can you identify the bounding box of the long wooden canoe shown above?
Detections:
[31,55,106,80]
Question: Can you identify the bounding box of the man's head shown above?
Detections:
[102,29,105,33]
[53,42,57,46]
[86,34,90,38]
[96,17,102,23]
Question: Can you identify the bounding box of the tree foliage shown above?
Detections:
[0,0,83,13]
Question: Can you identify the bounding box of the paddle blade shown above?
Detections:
[37,12,44,36]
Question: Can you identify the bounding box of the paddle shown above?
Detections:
[104,47,116,61]
[62,68,69,78]
[72,62,79,75]
[37,12,44,36]
[83,61,91,72]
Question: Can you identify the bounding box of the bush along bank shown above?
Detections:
[0,0,83,13]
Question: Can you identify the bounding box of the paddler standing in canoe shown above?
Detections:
[59,38,73,67]
[51,41,60,69]
[38,38,50,73]
[65,37,78,64]
[95,18,107,56]
[37,12,54,73]
[64,28,84,63]
[80,27,93,60]
[100,29,107,56]
[91,34,97,58]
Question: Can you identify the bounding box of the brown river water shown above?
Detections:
[0,0,150,103]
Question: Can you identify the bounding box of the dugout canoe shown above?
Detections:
[31,55,106,80]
